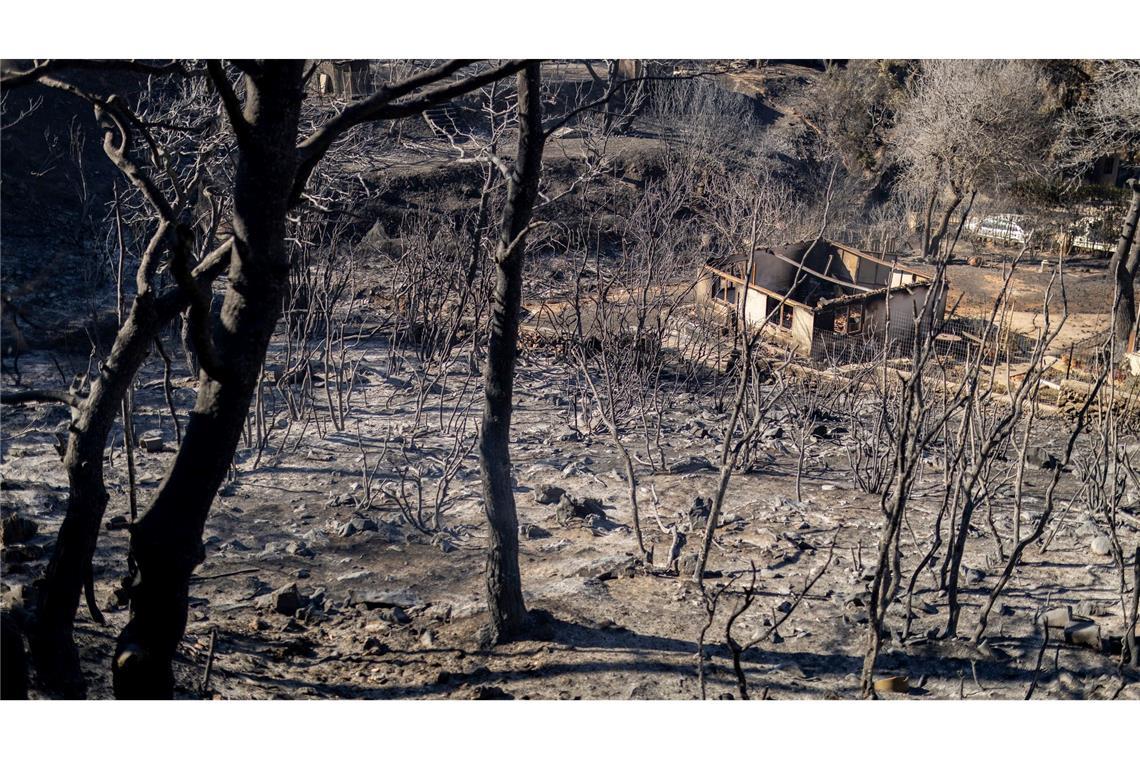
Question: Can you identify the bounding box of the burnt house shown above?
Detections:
[310,60,372,99]
[696,239,944,356]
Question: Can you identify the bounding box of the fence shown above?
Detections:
[808,316,1044,377]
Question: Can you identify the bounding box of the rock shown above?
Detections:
[263,583,305,616]
[581,496,606,514]
[668,456,713,475]
[285,541,315,558]
[1076,600,1110,617]
[2,544,43,563]
[104,515,129,531]
[1090,535,1113,556]
[376,607,411,625]
[556,493,607,522]
[259,541,287,557]
[362,637,389,654]
[519,523,551,540]
[963,566,986,585]
[1063,621,1101,649]
[138,432,164,453]
[471,685,514,700]
[533,484,566,505]
[575,555,640,581]
[431,534,455,553]
[0,515,37,545]
[1040,606,1073,629]
[354,589,422,610]
[998,604,1015,617]
[337,517,379,538]
[336,570,373,582]
[1025,446,1059,470]
[560,461,591,477]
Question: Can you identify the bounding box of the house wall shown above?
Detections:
[311,61,371,99]
[695,268,814,354]
[889,271,919,287]
[695,271,715,303]
[880,284,936,332]
[791,307,814,353]
[742,290,768,325]
[839,249,861,281]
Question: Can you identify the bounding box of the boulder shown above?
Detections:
[354,589,422,610]
[285,541,315,558]
[1040,606,1074,629]
[575,555,640,581]
[1090,535,1113,556]
[668,455,714,475]
[375,607,411,625]
[556,493,607,522]
[138,432,164,453]
[1064,620,1102,650]
[471,685,514,700]
[1025,446,1059,470]
[337,517,379,538]
[533,484,566,505]
[1075,599,1111,617]
[263,583,305,616]
[104,515,129,531]
[519,523,552,540]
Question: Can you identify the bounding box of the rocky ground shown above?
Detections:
[3,309,1139,700]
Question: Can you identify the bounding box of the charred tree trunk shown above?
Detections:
[479,62,544,644]
[1,613,29,700]
[1110,179,1140,358]
[29,299,158,695]
[601,60,620,134]
[943,494,979,638]
[112,62,305,698]
[925,187,963,262]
